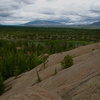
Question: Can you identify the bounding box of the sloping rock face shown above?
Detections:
[0,86,62,100]
[0,42,100,100]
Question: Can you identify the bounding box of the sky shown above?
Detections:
[0,0,100,25]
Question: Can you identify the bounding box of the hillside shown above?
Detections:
[0,42,100,100]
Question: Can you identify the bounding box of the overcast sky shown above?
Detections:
[0,0,100,25]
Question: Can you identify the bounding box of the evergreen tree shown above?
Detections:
[13,66,20,78]
[61,55,73,69]
[0,73,4,95]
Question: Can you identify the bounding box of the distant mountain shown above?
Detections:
[90,21,100,26]
[23,20,100,27]
[23,20,65,26]
[1,20,100,27]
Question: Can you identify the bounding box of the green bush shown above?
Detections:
[61,55,73,69]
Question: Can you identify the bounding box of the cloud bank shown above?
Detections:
[0,0,100,25]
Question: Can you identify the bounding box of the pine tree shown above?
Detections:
[13,66,20,78]
[0,73,4,95]
[61,55,73,69]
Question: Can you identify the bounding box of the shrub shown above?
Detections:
[61,55,73,69]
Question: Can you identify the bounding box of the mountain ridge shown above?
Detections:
[24,20,65,26]
[0,20,100,27]
[90,21,100,26]
[23,20,100,27]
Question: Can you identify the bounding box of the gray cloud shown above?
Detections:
[0,0,100,25]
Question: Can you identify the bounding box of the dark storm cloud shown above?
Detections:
[90,10,100,14]
[0,0,100,25]
[0,13,11,17]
